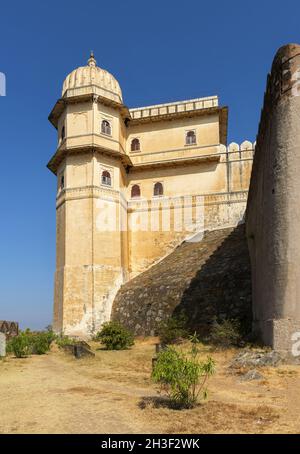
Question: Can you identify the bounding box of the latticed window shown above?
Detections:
[153,182,163,197]
[101,170,111,186]
[131,184,141,198]
[131,138,140,151]
[101,120,111,135]
[186,130,196,145]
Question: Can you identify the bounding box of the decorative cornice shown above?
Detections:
[48,92,131,129]
[129,143,220,158]
[56,185,123,209]
[56,184,248,211]
[47,144,132,175]
[128,153,220,171]
[127,190,248,212]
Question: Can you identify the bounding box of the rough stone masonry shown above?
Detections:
[246,43,300,358]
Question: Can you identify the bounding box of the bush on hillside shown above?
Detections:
[96,321,134,350]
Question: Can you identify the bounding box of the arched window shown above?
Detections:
[101,170,111,186]
[131,184,141,198]
[131,138,140,151]
[61,125,65,141]
[101,120,111,136]
[154,182,163,197]
[186,130,196,145]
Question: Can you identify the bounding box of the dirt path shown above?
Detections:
[0,341,299,434]
[0,353,149,434]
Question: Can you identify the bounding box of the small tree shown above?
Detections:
[96,321,134,350]
[157,313,188,345]
[152,335,215,409]
[209,319,241,348]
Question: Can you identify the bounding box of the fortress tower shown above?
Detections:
[48,53,254,337]
[48,53,130,335]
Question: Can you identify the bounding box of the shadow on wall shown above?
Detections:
[174,224,252,337]
[112,224,252,337]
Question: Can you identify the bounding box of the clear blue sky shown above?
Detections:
[0,0,299,330]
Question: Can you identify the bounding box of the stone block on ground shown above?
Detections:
[61,341,95,359]
[230,350,283,371]
[0,332,6,357]
[240,369,264,381]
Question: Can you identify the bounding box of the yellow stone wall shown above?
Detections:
[49,91,254,337]
[127,114,220,158]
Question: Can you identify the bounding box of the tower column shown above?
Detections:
[49,52,129,337]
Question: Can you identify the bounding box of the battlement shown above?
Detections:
[129,96,219,121]
[220,140,255,160]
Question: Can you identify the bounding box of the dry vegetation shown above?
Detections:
[0,338,299,434]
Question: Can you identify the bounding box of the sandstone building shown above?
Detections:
[47,53,254,337]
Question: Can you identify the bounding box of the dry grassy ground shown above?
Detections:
[0,338,299,434]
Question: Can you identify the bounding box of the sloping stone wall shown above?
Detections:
[112,224,252,336]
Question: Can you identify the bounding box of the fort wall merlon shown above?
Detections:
[246,43,300,357]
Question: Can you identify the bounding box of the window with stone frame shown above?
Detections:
[131,184,141,198]
[186,130,196,145]
[101,119,112,136]
[131,138,140,151]
[101,170,112,186]
[60,125,66,141]
[59,174,65,190]
[153,182,163,197]
[61,125,65,141]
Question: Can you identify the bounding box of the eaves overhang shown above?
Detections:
[48,93,131,129]
[47,144,133,175]
[128,153,220,172]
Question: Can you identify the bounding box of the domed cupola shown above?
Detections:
[61,52,123,104]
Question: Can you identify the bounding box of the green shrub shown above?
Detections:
[157,313,188,345]
[6,332,31,358]
[7,329,56,357]
[55,334,74,348]
[152,340,215,409]
[96,321,134,350]
[209,319,241,348]
[30,331,55,355]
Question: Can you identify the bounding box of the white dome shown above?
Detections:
[62,52,123,104]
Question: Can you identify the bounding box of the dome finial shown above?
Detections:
[88,50,97,67]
